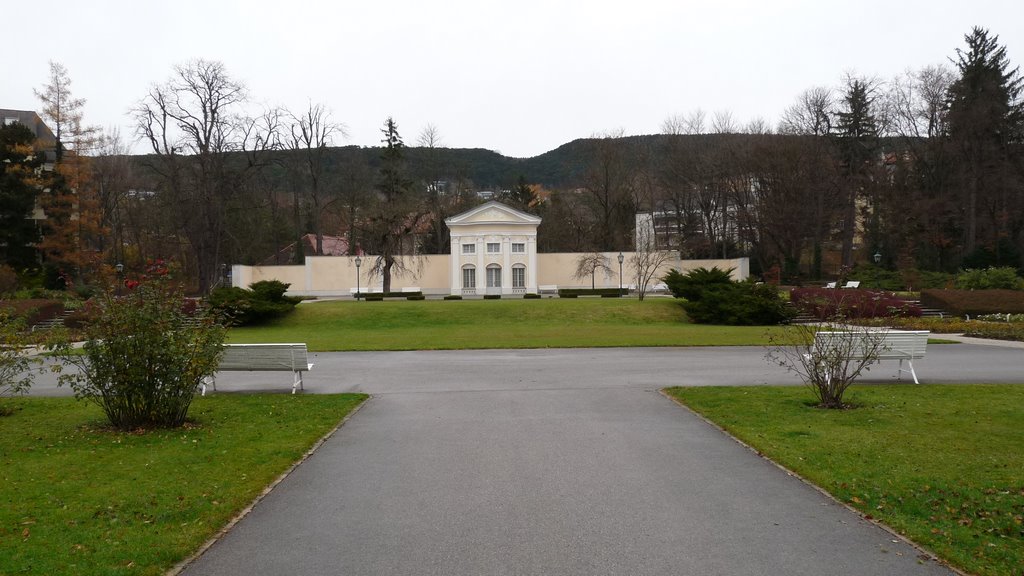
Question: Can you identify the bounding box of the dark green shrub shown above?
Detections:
[406,295,425,301]
[848,264,905,291]
[1,311,36,406]
[523,293,541,299]
[0,265,17,296]
[915,269,955,290]
[663,267,734,301]
[56,276,226,429]
[484,294,501,300]
[249,280,292,301]
[208,282,300,326]
[681,283,793,325]
[955,267,1023,290]
[921,289,1024,316]
[73,284,99,300]
[443,295,462,300]
[42,263,67,291]
[559,293,578,298]
[364,295,384,301]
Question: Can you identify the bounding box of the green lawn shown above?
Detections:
[228,298,785,351]
[664,385,1024,576]
[0,394,367,576]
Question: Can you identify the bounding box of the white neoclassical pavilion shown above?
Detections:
[232,200,749,296]
[445,201,542,296]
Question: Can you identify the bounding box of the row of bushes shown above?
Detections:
[849,315,1024,340]
[920,289,1024,316]
[816,264,1021,292]
[0,299,65,326]
[790,288,922,320]
[557,288,627,297]
[962,324,1024,342]
[356,291,423,299]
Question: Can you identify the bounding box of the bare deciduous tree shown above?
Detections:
[766,321,890,408]
[132,59,278,292]
[628,224,675,301]
[573,252,612,289]
[711,110,736,134]
[285,102,347,256]
[778,87,835,136]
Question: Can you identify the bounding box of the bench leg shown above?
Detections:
[292,371,303,394]
[897,359,920,384]
[201,375,216,396]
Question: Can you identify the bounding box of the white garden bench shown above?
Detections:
[811,330,929,383]
[841,280,860,289]
[201,343,314,396]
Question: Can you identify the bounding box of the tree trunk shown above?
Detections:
[382,257,393,293]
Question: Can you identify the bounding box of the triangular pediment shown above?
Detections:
[445,201,542,227]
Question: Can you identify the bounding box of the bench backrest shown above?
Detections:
[814,330,929,360]
[220,343,311,371]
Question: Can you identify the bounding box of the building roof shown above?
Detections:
[0,109,57,145]
[261,233,356,265]
[445,201,542,227]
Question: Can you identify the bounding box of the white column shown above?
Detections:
[527,236,538,293]
[476,236,484,292]
[450,235,460,295]
[502,236,512,294]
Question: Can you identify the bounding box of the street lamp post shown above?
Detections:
[354,256,362,301]
[873,251,882,289]
[617,252,624,295]
[115,263,124,296]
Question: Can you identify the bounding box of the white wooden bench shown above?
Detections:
[811,330,929,383]
[202,343,314,395]
[538,285,558,294]
[841,280,860,289]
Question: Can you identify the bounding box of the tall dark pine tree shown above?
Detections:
[945,27,1024,265]
[499,175,535,212]
[834,78,879,268]
[0,123,43,268]
[365,117,427,292]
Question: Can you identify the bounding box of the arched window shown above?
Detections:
[462,264,476,289]
[486,264,502,288]
[512,264,526,288]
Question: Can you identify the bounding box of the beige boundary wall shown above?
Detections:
[234,254,748,296]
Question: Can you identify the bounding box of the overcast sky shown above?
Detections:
[4,0,1021,158]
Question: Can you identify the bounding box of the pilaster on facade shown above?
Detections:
[449,234,461,295]
[527,236,538,293]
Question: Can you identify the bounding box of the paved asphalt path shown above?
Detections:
[26,345,1018,574]
[27,342,1024,397]
[151,344,1022,576]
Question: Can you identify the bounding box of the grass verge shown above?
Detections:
[0,394,367,576]
[664,384,1024,576]
[229,298,785,351]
